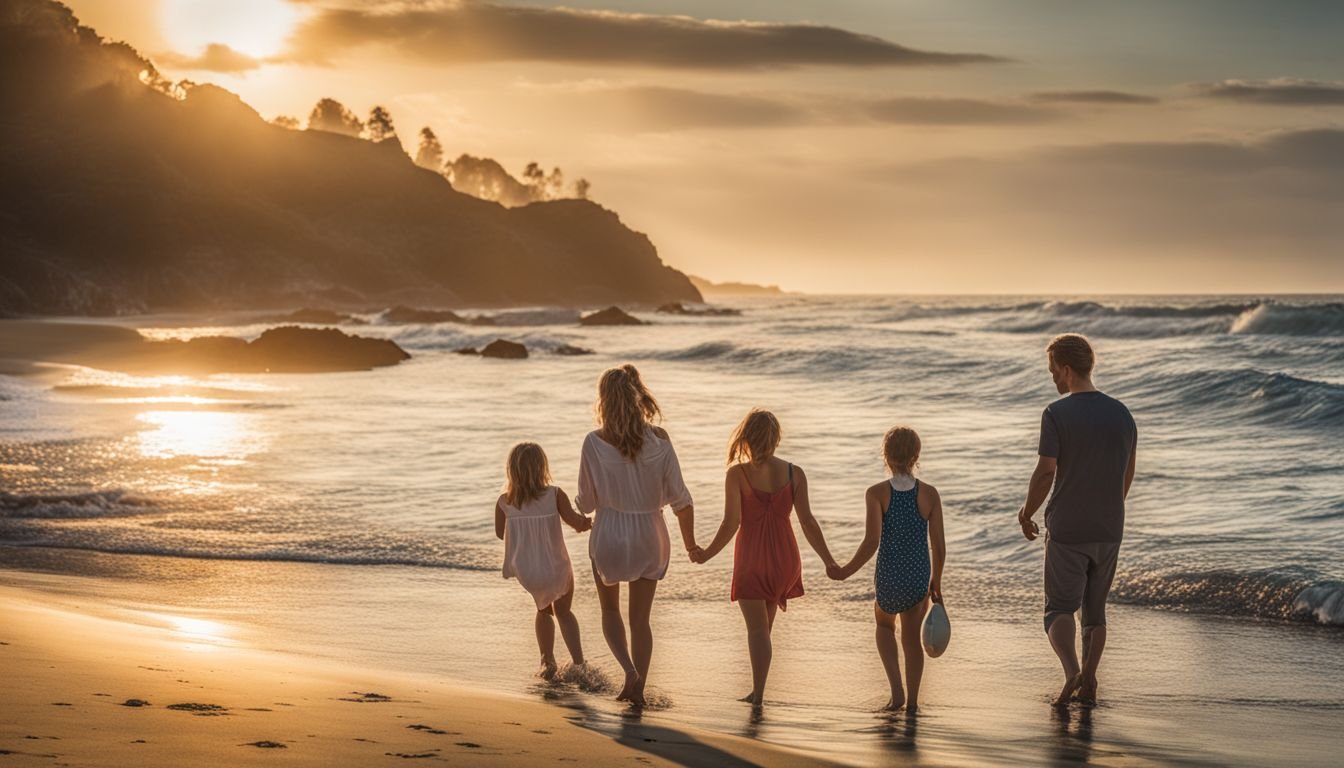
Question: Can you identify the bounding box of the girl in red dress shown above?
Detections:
[693,409,839,706]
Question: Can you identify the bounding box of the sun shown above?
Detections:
[160,0,301,61]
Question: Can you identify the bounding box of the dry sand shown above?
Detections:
[0,585,839,767]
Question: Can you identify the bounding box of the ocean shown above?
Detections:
[3,295,1342,765]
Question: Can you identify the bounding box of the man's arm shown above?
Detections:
[1018,455,1056,541]
[1123,447,1136,499]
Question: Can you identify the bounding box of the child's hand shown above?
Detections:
[929,578,942,603]
[577,516,593,532]
[687,545,705,563]
[826,562,847,581]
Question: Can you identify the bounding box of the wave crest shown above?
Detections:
[0,490,157,519]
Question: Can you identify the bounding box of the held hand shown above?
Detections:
[577,516,593,533]
[687,545,705,563]
[826,562,847,581]
[1018,507,1039,541]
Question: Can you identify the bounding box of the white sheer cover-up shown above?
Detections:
[575,429,693,585]
[500,486,574,609]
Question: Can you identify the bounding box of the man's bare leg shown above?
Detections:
[1078,624,1106,704]
[1047,612,1082,706]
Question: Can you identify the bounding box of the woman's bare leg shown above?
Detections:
[875,602,904,710]
[593,568,637,700]
[552,586,585,666]
[899,598,930,712]
[738,599,772,705]
[626,578,658,707]
[534,605,557,679]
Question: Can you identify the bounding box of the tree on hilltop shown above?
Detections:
[307,98,363,137]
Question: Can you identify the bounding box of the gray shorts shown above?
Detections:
[1043,537,1120,632]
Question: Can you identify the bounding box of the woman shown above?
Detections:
[576,364,697,706]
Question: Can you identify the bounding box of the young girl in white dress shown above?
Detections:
[496,442,592,680]
[576,364,698,706]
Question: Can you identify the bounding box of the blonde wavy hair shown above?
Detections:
[595,364,661,460]
[883,426,921,476]
[504,442,551,508]
[727,409,781,466]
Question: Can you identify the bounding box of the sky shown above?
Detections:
[65,0,1344,293]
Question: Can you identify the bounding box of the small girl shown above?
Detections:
[496,442,592,680]
[832,427,946,713]
[695,409,839,706]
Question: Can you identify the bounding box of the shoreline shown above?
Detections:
[0,579,839,767]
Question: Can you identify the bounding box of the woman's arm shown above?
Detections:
[674,504,697,556]
[575,435,598,515]
[792,467,837,569]
[699,470,743,562]
[925,484,945,602]
[659,436,698,555]
[555,488,591,532]
[838,484,884,579]
[494,499,506,541]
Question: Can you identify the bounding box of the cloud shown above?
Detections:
[865,97,1058,125]
[517,84,1063,131]
[1028,90,1159,105]
[157,43,262,73]
[284,1,1004,69]
[1193,78,1344,105]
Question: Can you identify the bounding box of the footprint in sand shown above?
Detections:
[120,699,151,707]
[455,742,482,749]
[385,750,439,759]
[50,702,73,707]
[339,691,393,703]
[406,724,455,735]
[242,741,287,749]
[167,703,229,716]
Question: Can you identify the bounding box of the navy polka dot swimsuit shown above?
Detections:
[875,480,930,615]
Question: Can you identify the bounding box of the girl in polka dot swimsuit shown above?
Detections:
[831,426,947,713]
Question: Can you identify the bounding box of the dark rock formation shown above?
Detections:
[0,0,703,316]
[480,339,528,359]
[579,306,646,326]
[553,344,595,355]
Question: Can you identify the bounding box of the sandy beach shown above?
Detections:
[0,582,833,767]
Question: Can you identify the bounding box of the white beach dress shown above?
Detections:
[576,429,694,585]
[500,486,574,610]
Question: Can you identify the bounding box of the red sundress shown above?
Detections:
[731,464,805,609]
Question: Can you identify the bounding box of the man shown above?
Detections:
[1017,333,1136,707]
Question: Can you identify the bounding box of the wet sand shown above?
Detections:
[0,584,834,767]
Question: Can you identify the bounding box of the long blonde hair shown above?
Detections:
[504,442,551,507]
[727,409,781,465]
[596,364,661,460]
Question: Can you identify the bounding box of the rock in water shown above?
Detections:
[244,326,410,371]
[480,339,528,359]
[554,344,595,356]
[579,306,646,326]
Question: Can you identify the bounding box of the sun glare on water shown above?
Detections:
[160,0,301,60]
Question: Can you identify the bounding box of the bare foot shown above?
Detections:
[738,692,762,706]
[906,703,919,716]
[616,669,640,702]
[1076,673,1097,706]
[542,659,560,681]
[1053,674,1082,707]
[627,680,648,709]
[881,691,906,712]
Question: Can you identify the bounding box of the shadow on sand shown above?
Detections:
[540,690,764,768]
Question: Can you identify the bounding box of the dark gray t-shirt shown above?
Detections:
[1038,391,1137,544]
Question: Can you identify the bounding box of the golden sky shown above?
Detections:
[66,0,1344,293]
